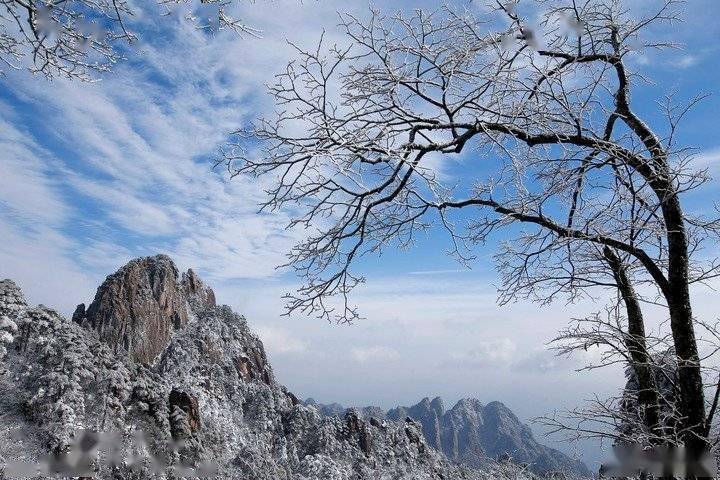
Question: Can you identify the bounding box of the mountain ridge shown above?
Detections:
[305,396,590,477]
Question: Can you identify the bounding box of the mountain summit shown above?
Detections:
[71,255,217,363]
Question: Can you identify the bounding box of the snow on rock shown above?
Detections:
[0,256,532,479]
[310,397,590,477]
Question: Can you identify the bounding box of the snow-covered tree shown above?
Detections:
[0,315,17,359]
[227,0,719,456]
[23,308,98,451]
[0,0,262,79]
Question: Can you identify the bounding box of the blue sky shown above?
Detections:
[2,0,720,469]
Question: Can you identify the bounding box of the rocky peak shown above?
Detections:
[430,396,445,416]
[75,254,216,364]
[484,401,513,416]
[387,397,446,452]
[305,398,347,417]
[481,402,524,434]
[181,268,216,309]
[450,398,485,415]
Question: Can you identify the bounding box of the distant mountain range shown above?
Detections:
[305,396,590,477]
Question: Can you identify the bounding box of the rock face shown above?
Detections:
[388,397,445,451]
[74,255,216,364]
[0,256,537,480]
[169,388,201,439]
[308,397,590,477]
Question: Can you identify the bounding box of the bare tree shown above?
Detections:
[542,309,720,477]
[0,0,261,79]
[541,306,675,441]
[226,0,720,456]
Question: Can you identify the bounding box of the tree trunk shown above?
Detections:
[604,247,661,438]
[661,194,707,456]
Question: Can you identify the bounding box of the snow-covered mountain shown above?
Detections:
[0,255,577,479]
[307,397,590,477]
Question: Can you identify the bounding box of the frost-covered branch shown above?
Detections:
[228,0,717,454]
[0,0,263,79]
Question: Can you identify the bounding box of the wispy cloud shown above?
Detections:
[693,147,720,170]
[351,346,400,364]
[0,3,324,286]
[512,347,602,374]
[672,54,699,69]
[407,268,472,276]
[255,325,308,355]
[0,111,68,227]
[446,338,517,367]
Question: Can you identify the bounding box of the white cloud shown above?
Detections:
[672,54,699,69]
[351,346,400,364]
[512,348,564,373]
[0,218,97,316]
[407,268,472,276]
[255,325,308,355]
[693,147,720,170]
[447,338,517,368]
[0,3,327,283]
[0,112,68,226]
[512,348,589,374]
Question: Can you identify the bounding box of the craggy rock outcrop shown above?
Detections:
[388,396,444,451]
[341,410,373,456]
[181,268,216,308]
[0,257,524,480]
[308,397,590,477]
[74,254,216,364]
[169,389,201,439]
